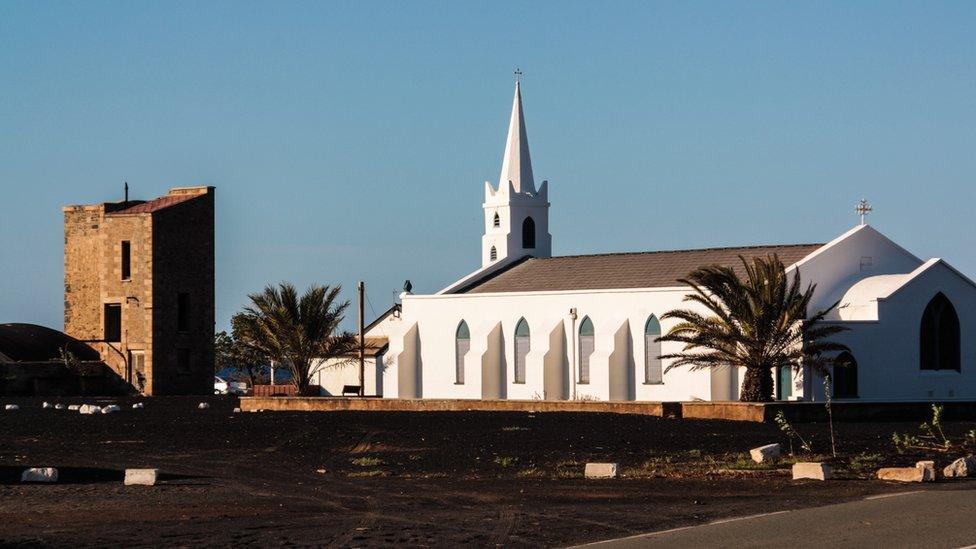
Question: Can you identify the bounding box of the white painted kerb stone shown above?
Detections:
[21,467,58,483]
[750,443,781,464]
[124,469,159,486]
[793,462,832,481]
[585,463,619,479]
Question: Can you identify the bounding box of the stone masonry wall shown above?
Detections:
[151,188,215,395]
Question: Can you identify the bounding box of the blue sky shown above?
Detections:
[1,1,974,332]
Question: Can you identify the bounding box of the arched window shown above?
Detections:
[833,351,858,398]
[514,318,530,384]
[522,217,536,249]
[578,317,594,384]
[493,212,500,228]
[490,246,497,261]
[644,315,662,384]
[920,293,960,371]
[455,321,470,384]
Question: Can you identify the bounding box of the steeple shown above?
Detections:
[498,81,535,194]
[481,77,551,268]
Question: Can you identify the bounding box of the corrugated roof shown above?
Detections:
[109,193,197,215]
[457,244,823,294]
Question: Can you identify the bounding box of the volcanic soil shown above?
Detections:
[1,397,972,547]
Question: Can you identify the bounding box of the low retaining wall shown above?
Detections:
[240,397,667,416]
[239,397,976,423]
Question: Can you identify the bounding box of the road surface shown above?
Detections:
[578,486,976,549]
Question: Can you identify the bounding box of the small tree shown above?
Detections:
[234,282,356,395]
[657,254,850,402]
[214,313,270,388]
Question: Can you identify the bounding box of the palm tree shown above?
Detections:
[657,254,850,402]
[235,282,357,395]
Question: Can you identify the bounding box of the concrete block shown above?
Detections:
[916,460,936,481]
[54,404,66,410]
[792,462,832,481]
[124,468,159,486]
[5,404,20,411]
[585,463,619,479]
[79,404,102,415]
[233,408,241,413]
[21,467,58,483]
[132,403,144,409]
[944,456,976,478]
[198,402,210,410]
[67,404,80,411]
[877,467,927,482]
[42,402,52,409]
[750,443,781,464]
[101,404,121,414]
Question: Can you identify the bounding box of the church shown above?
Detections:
[322,81,976,403]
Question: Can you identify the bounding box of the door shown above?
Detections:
[129,350,146,393]
[776,366,793,400]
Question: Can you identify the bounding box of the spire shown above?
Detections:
[498,80,535,193]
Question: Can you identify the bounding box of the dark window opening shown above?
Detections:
[121,241,131,280]
[920,293,961,371]
[177,293,190,332]
[490,246,497,261]
[833,352,858,398]
[493,213,500,228]
[176,348,191,375]
[104,303,122,342]
[522,217,536,249]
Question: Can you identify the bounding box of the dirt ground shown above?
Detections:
[1,397,973,547]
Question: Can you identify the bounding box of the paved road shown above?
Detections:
[577,487,976,549]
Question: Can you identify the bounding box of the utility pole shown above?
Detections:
[358,281,365,397]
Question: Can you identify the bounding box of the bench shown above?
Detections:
[342,385,361,396]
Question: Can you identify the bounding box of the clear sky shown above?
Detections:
[1,1,974,332]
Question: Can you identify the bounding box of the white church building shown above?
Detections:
[321,81,976,403]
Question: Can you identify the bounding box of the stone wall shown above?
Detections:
[62,186,214,395]
[150,188,215,395]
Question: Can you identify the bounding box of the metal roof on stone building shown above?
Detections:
[456,244,824,294]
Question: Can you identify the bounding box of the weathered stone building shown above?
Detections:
[63,186,215,395]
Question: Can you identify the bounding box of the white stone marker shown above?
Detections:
[124,469,159,486]
[792,462,832,481]
[132,402,144,409]
[5,404,20,411]
[101,404,121,414]
[21,467,58,483]
[750,443,781,464]
[916,460,936,481]
[944,456,976,478]
[585,463,619,479]
[67,404,80,411]
[198,402,210,410]
[54,404,65,410]
[42,402,52,409]
[79,404,102,415]
[877,467,926,482]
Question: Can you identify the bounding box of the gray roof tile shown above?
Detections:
[457,244,823,294]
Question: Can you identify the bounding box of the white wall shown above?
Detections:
[382,287,716,401]
[805,262,976,402]
[312,355,383,396]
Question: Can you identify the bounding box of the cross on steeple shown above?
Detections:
[514,67,523,83]
[856,198,873,225]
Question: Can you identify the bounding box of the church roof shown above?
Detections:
[456,243,824,294]
[498,81,535,193]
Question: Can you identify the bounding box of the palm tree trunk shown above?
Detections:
[740,367,775,402]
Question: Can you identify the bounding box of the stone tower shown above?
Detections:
[481,81,552,267]
[63,186,215,395]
